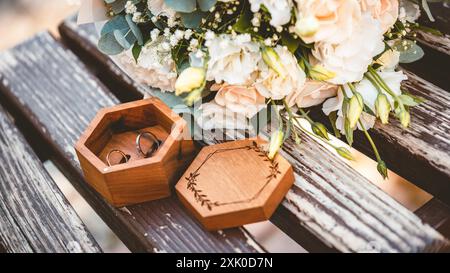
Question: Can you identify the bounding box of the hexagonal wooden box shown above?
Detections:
[75,98,196,207]
[175,139,294,230]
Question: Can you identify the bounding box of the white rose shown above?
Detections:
[116,36,177,92]
[249,0,294,27]
[197,102,251,130]
[255,46,306,100]
[360,0,399,33]
[311,13,385,84]
[206,34,261,85]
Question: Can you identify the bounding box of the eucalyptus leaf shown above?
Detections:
[180,10,207,29]
[164,0,196,13]
[125,14,144,45]
[197,0,218,11]
[101,15,128,36]
[98,32,124,55]
[398,42,425,63]
[113,29,135,50]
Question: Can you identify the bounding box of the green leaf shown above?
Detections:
[398,94,423,107]
[113,29,135,50]
[233,2,252,33]
[197,0,218,11]
[101,15,128,36]
[281,32,301,53]
[132,43,142,63]
[396,40,425,64]
[180,10,207,29]
[125,14,144,45]
[98,32,124,55]
[164,0,196,13]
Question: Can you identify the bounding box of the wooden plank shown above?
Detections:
[0,32,264,253]
[415,198,450,240]
[402,3,450,90]
[0,104,101,253]
[59,18,450,252]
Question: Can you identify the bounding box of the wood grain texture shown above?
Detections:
[349,71,450,205]
[403,3,450,90]
[416,198,450,240]
[58,18,450,252]
[0,104,101,253]
[0,32,264,253]
[176,139,294,231]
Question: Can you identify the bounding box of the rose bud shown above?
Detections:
[175,67,206,96]
[295,16,319,37]
[268,130,284,160]
[347,93,364,128]
[309,65,336,81]
[399,110,410,128]
[312,122,330,140]
[262,47,287,78]
[375,93,391,124]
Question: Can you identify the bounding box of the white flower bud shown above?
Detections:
[375,93,391,124]
[268,130,284,160]
[175,67,206,96]
[295,16,319,37]
[347,93,364,128]
[262,47,287,78]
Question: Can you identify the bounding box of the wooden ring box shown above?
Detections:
[75,98,196,207]
[175,139,294,230]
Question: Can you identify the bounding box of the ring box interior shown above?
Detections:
[75,98,196,207]
[175,139,294,230]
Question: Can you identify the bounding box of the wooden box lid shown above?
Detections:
[175,139,294,230]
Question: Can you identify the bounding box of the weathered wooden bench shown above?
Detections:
[0,5,449,252]
[0,103,100,253]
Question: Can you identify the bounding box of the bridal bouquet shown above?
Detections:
[87,0,442,178]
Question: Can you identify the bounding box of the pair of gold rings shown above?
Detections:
[106,131,162,167]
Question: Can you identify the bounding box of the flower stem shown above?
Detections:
[297,108,314,124]
[368,67,399,101]
[358,119,381,162]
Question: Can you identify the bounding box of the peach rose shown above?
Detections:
[360,0,399,32]
[212,84,266,118]
[294,0,362,44]
[286,80,338,108]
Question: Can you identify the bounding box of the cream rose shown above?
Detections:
[311,13,385,84]
[360,0,399,33]
[294,0,362,44]
[212,84,266,118]
[197,102,250,130]
[286,80,338,108]
[255,46,306,100]
[206,34,261,85]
